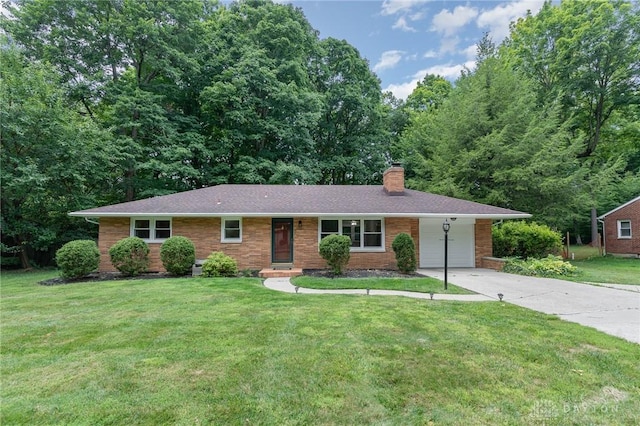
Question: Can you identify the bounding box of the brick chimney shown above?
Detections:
[383,163,405,195]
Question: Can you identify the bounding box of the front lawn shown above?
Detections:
[2,270,639,425]
[291,275,473,294]
[571,255,640,285]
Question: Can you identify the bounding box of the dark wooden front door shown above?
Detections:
[272,218,293,264]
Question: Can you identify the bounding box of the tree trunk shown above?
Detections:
[16,239,31,270]
[591,207,598,246]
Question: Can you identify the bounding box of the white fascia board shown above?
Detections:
[69,212,531,219]
[597,196,640,219]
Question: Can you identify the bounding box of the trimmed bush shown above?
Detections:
[493,221,562,259]
[56,240,101,279]
[319,234,351,275]
[392,233,417,274]
[503,255,577,278]
[160,236,196,276]
[202,251,238,277]
[108,237,150,276]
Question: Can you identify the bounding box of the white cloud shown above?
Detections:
[384,60,476,100]
[421,61,476,80]
[392,16,417,32]
[461,44,478,60]
[410,11,425,21]
[432,5,478,37]
[439,36,460,55]
[477,0,545,42]
[381,0,430,16]
[373,50,405,73]
[423,49,438,58]
[384,80,422,101]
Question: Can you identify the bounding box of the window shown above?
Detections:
[319,218,384,251]
[222,218,242,242]
[618,220,632,239]
[132,218,171,242]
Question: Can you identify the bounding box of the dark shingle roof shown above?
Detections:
[70,184,529,218]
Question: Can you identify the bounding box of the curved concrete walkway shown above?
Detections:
[263,277,493,301]
[264,270,640,344]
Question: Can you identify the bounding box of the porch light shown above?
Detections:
[443,219,450,290]
[351,220,358,226]
[298,220,302,229]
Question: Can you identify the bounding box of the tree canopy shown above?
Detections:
[1,0,638,266]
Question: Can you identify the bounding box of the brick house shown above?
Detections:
[69,165,529,274]
[598,196,640,258]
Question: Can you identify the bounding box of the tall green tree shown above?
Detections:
[398,56,587,229]
[404,74,452,113]
[0,42,119,267]
[505,0,640,241]
[199,0,322,184]
[4,0,213,200]
[506,0,639,158]
[312,38,389,184]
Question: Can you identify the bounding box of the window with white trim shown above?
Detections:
[319,218,384,251]
[132,218,171,242]
[222,218,242,242]
[617,220,632,239]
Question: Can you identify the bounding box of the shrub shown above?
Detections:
[108,237,150,276]
[503,255,578,278]
[318,234,351,275]
[160,236,196,276]
[56,240,101,279]
[392,233,416,274]
[493,221,562,259]
[201,251,238,277]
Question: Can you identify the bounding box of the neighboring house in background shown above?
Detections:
[70,165,530,275]
[598,196,640,258]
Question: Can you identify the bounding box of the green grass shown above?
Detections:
[2,270,640,425]
[292,275,474,294]
[567,245,602,260]
[570,255,640,285]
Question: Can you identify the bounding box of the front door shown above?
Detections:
[272,218,293,264]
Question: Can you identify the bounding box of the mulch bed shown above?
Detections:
[39,269,415,286]
[302,269,417,279]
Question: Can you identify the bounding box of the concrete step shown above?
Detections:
[259,268,303,278]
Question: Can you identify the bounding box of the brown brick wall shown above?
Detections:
[98,218,130,271]
[383,166,404,195]
[97,216,422,272]
[480,257,506,271]
[474,219,493,267]
[293,217,419,270]
[603,200,640,255]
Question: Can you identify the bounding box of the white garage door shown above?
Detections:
[419,218,475,268]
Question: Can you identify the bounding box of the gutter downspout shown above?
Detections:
[84,217,100,225]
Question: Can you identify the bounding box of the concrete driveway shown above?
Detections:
[418,268,640,344]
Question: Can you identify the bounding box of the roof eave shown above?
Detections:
[69,212,531,219]
[597,196,640,219]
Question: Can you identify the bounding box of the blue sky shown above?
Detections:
[290,0,546,99]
